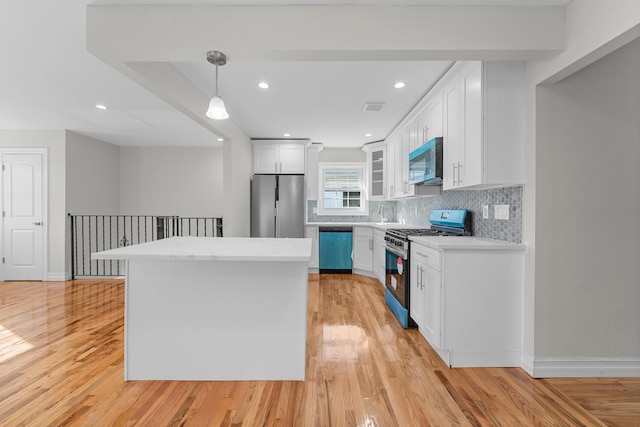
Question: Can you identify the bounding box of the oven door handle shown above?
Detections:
[385,245,406,259]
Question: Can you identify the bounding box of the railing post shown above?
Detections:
[69,213,75,279]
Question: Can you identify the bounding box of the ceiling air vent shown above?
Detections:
[363,102,386,112]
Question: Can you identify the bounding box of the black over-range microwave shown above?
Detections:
[408,136,443,185]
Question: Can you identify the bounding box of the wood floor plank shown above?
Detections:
[1,276,639,426]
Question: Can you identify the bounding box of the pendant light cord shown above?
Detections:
[215,64,219,97]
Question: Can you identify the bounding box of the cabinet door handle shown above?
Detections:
[416,251,429,257]
[457,162,463,184]
[280,160,283,173]
[452,163,457,185]
[275,161,278,173]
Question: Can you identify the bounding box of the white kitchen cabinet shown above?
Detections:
[352,227,373,273]
[410,248,427,329]
[372,229,386,285]
[443,61,525,190]
[362,143,386,200]
[387,135,408,200]
[389,88,445,199]
[410,244,442,346]
[442,69,462,190]
[410,240,524,367]
[305,226,319,270]
[424,90,444,144]
[394,130,409,198]
[253,141,306,174]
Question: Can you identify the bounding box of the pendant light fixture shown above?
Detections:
[205,51,229,120]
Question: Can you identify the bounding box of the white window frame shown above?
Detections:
[317,162,368,216]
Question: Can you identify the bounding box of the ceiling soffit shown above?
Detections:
[87,5,565,143]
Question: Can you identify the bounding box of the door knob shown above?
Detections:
[33,221,42,226]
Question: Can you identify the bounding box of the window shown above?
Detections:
[317,163,367,215]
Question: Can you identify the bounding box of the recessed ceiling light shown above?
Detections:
[258,82,269,89]
[394,82,406,89]
[217,138,224,142]
[95,104,108,110]
[283,133,291,137]
[365,133,372,137]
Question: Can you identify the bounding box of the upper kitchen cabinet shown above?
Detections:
[424,91,444,147]
[443,61,525,190]
[253,140,307,174]
[387,88,445,199]
[362,142,386,200]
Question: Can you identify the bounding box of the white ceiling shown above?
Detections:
[0,0,571,148]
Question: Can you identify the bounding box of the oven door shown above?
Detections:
[385,245,410,327]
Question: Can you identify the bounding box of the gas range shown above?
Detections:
[384,209,472,254]
[385,228,460,252]
[384,209,472,329]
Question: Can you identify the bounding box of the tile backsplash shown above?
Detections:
[308,185,523,243]
[396,186,523,243]
[308,200,397,224]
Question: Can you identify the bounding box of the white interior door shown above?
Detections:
[2,151,46,280]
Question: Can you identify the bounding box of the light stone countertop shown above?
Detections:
[410,236,526,251]
[91,236,312,262]
[306,222,419,230]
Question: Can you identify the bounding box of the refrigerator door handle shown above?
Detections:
[275,201,279,237]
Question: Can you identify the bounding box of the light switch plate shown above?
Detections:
[482,205,489,219]
[494,204,510,220]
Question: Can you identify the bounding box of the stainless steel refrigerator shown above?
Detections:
[251,174,305,238]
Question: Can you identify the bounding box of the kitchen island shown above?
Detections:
[93,236,312,381]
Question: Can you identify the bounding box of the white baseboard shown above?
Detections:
[449,350,522,368]
[521,353,535,377]
[47,272,72,281]
[529,356,640,378]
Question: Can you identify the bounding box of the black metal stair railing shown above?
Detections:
[69,214,223,278]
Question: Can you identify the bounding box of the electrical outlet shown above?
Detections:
[482,205,489,219]
[494,204,510,220]
[414,206,418,215]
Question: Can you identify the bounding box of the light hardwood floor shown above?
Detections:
[1,275,639,426]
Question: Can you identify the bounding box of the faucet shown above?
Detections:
[377,204,387,223]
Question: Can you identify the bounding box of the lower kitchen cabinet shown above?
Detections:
[352,227,373,274]
[305,226,319,270]
[372,229,386,285]
[410,241,524,367]
[410,245,441,346]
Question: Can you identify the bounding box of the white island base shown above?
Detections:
[94,237,311,381]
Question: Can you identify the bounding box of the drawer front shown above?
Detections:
[411,244,441,271]
[354,227,373,238]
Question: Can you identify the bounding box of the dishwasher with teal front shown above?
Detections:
[318,227,353,273]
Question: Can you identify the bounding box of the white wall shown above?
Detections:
[223,134,252,237]
[65,131,120,215]
[119,146,223,217]
[522,0,640,368]
[0,130,67,278]
[319,148,365,163]
[534,38,640,358]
